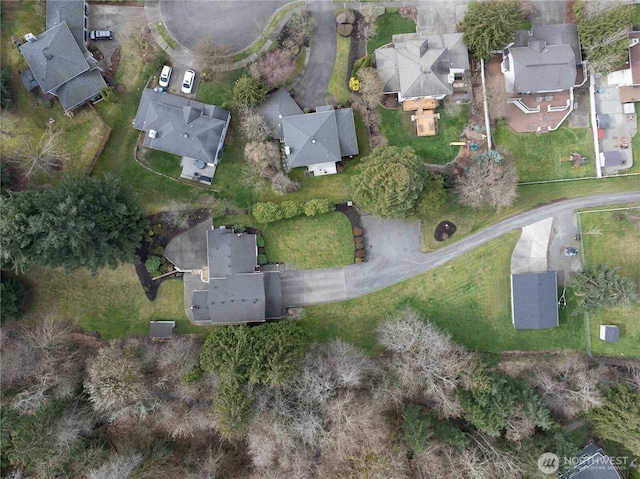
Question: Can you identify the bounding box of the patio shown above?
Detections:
[402,98,440,137]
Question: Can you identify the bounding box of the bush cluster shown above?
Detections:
[252,199,335,223]
[351,54,373,80]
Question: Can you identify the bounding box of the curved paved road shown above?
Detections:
[280,191,640,307]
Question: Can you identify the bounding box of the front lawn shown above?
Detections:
[378,105,470,163]
[578,206,640,357]
[367,11,416,55]
[262,211,354,269]
[300,231,587,353]
[493,123,596,182]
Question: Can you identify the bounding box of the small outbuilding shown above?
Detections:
[599,325,620,342]
[149,320,176,339]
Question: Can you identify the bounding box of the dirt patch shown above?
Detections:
[380,94,400,109]
[434,221,457,241]
[565,0,578,24]
[135,208,211,300]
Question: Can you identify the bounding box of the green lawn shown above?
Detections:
[262,212,354,269]
[633,4,640,27]
[144,149,182,177]
[493,123,596,182]
[327,34,352,105]
[156,22,178,49]
[379,105,470,163]
[421,175,640,252]
[20,264,212,339]
[367,12,416,55]
[300,231,587,353]
[578,206,640,357]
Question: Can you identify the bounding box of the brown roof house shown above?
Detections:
[501,24,585,132]
[164,220,282,325]
[19,0,106,111]
[606,31,640,103]
[133,89,231,185]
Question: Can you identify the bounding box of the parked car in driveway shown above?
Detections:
[90,30,113,40]
[181,69,195,94]
[159,65,172,88]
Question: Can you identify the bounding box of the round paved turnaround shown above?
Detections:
[161,0,291,52]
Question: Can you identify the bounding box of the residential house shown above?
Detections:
[133,89,231,185]
[257,89,358,176]
[374,32,471,102]
[164,220,282,325]
[606,31,640,104]
[20,0,106,111]
[500,24,584,132]
[510,271,559,329]
[561,444,624,479]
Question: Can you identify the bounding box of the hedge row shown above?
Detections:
[252,199,335,223]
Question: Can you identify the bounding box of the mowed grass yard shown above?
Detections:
[262,212,354,269]
[20,265,212,339]
[578,206,640,357]
[379,105,470,163]
[300,231,586,353]
[421,175,640,252]
[493,124,596,182]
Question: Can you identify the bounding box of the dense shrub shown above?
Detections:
[257,254,268,265]
[256,235,265,248]
[0,277,27,323]
[281,200,304,219]
[252,202,284,223]
[145,256,162,274]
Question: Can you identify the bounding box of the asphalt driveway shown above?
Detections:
[161,0,290,53]
[289,1,336,109]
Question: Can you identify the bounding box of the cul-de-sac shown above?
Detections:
[1,0,639,477]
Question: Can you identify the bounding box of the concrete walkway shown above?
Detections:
[279,191,640,307]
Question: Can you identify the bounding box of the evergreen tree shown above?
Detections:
[351,146,427,219]
[584,383,640,455]
[568,264,636,314]
[0,277,27,324]
[0,175,145,274]
[232,75,267,108]
[460,0,524,61]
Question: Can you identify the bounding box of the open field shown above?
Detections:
[578,205,640,357]
[494,124,596,182]
[300,231,586,353]
[379,105,470,163]
[262,212,354,269]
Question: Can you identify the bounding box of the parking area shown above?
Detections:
[88,4,138,68]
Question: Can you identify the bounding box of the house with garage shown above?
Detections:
[257,89,359,176]
[500,24,585,132]
[510,271,559,329]
[19,0,106,112]
[164,220,282,325]
[133,89,231,185]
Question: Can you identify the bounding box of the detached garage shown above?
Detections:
[511,271,559,329]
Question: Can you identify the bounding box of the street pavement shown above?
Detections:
[280,191,640,307]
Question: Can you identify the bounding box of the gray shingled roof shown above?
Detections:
[207,229,257,278]
[54,68,106,110]
[375,32,470,99]
[133,89,231,163]
[511,272,559,329]
[149,321,175,339]
[20,22,89,93]
[506,24,580,93]
[47,0,87,50]
[562,445,624,479]
[164,219,211,271]
[282,106,358,168]
[208,275,266,323]
[263,271,282,319]
[255,88,303,140]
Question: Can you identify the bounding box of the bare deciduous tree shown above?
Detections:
[9,127,70,180]
[461,433,528,479]
[193,38,233,77]
[357,67,384,110]
[239,107,272,141]
[377,308,480,418]
[256,49,296,89]
[455,158,518,211]
[271,172,299,195]
[244,141,280,175]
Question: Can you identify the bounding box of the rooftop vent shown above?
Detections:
[311,139,316,144]
[284,146,291,155]
[148,129,157,139]
[24,33,37,43]
[183,133,189,138]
